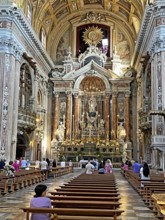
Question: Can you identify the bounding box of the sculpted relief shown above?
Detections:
[56,30,70,64]
[116,30,130,64]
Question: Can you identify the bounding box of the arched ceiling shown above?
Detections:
[28,0,147,61]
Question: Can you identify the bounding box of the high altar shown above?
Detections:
[50,26,134,162]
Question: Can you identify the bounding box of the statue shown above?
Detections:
[117,123,126,142]
[88,96,97,112]
[55,122,65,142]
[86,111,98,130]
[100,119,105,135]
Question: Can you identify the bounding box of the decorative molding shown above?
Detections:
[81,11,107,23]
[0,6,54,71]
[0,37,23,61]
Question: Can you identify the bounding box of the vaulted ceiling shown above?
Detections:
[28,0,147,61]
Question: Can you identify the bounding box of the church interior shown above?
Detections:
[1,1,165,220]
[0,0,165,169]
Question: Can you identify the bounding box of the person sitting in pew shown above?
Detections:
[98,161,105,174]
[140,162,150,187]
[30,184,51,220]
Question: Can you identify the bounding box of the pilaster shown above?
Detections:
[66,92,72,140]
[112,92,117,139]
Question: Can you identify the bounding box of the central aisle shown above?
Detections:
[0,169,159,220]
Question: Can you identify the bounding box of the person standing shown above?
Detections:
[132,160,140,173]
[13,160,19,172]
[0,159,5,170]
[52,159,56,168]
[105,159,113,173]
[30,184,51,220]
[140,162,150,187]
[40,158,48,175]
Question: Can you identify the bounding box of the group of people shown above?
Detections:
[0,157,58,177]
[121,159,150,186]
[85,158,113,174]
[0,157,31,177]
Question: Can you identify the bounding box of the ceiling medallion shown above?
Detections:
[83,26,104,47]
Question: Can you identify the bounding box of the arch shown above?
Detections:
[74,71,111,91]
[16,132,30,159]
[19,63,32,111]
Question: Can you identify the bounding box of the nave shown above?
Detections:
[0,169,159,220]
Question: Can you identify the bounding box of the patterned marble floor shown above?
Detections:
[0,169,160,220]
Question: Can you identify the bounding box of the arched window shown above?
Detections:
[40,27,47,49]
[19,64,32,111]
[27,2,32,24]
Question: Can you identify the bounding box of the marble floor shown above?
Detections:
[0,169,160,220]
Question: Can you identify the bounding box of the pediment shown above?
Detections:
[62,60,118,80]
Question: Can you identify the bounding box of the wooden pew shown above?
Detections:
[48,195,121,202]
[55,188,118,193]
[51,200,121,209]
[20,207,124,220]
[50,191,120,197]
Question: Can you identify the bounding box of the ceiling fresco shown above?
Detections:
[27,0,147,62]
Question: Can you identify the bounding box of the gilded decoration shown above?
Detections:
[83,26,104,47]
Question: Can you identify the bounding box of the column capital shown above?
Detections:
[112,91,118,97]
[125,91,131,97]
[53,91,59,97]
[65,91,72,96]
[73,92,79,98]
[105,93,111,98]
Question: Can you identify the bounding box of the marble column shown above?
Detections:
[0,53,22,161]
[10,58,21,160]
[105,94,110,139]
[66,92,72,140]
[124,92,130,142]
[74,93,79,140]
[112,92,117,139]
[53,92,59,138]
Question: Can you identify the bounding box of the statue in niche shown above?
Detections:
[100,119,105,135]
[88,96,97,112]
[55,121,65,142]
[117,123,126,142]
[60,100,66,112]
